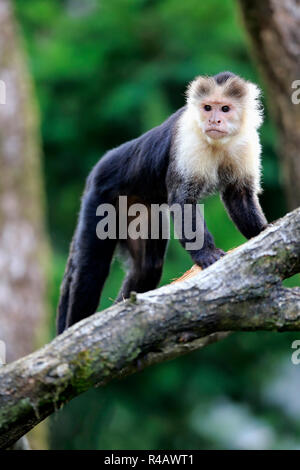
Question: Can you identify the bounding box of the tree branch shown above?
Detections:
[1,208,300,448]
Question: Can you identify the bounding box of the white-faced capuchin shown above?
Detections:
[57,71,267,334]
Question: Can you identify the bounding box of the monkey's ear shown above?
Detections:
[245,81,264,129]
[247,81,262,102]
[186,76,215,104]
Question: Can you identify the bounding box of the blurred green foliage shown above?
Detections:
[15,0,300,449]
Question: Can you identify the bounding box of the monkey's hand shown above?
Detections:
[192,248,225,269]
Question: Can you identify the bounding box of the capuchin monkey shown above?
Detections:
[57,71,267,334]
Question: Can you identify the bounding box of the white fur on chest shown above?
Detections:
[173,108,262,193]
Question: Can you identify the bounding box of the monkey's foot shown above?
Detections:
[193,248,226,269]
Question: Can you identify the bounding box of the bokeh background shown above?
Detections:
[12,0,300,449]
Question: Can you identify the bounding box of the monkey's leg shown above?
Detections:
[221,183,267,239]
[117,237,168,301]
[168,188,225,268]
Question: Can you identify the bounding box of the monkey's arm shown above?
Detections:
[221,182,267,239]
[168,183,225,268]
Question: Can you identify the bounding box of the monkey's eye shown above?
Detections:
[222,105,230,112]
[204,105,212,111]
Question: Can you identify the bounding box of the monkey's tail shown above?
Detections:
[57,237,117,334]
[56,239,76,335]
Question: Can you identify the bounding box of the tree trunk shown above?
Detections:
[0,0,49,363]
[238,0,300,209]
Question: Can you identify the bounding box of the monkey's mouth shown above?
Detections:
[205,129,228,139]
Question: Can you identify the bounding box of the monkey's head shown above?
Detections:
[186,72,263,143]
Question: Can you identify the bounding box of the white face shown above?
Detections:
[195,98,243,141]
